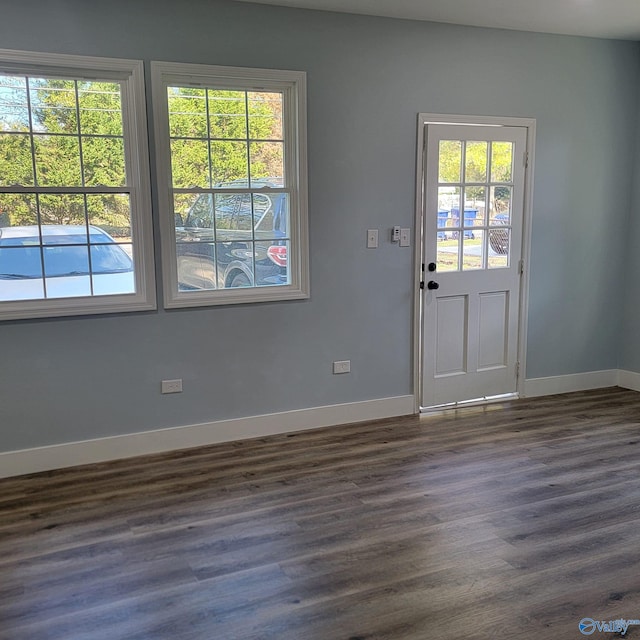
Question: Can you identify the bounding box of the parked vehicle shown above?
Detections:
[0,225,134,301]
[174,179,288,290]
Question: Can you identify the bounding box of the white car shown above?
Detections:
[0,225,135,301]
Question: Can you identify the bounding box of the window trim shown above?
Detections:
[0,48,156,321]
[151,61,309,308]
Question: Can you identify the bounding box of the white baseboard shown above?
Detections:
[618,370,640,392]
[0,395,415,479]
[523,369,619,398]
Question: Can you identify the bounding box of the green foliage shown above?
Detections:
[168,87,283,195]
[0,77,285,231]
[438,139,513,216]
[0,76,129,232]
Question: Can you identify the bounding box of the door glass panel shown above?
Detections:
[438,186,459,216]
[437,237,460,272]
[489,228,510,269]
[490,186,511,224]
[462,229,484,271]
[464,141,487,183]
[464,186,485,227]
[438,140,461,183]
[491,141,513,182]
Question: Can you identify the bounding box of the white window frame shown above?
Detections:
[151,61,309,308]
[0,49,156,321]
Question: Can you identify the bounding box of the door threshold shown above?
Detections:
[420,392,519,413]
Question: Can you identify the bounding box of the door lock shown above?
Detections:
[427,280,439,290]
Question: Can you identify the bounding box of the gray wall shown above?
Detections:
[620,88,640,372]
[1,0,638,452]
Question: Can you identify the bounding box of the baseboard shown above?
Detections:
[523,369,619,398]
[618,370,640,392]
[0,395,415,479]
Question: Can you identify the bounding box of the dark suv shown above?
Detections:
[174,180,288,290]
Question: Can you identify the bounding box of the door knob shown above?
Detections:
[427,280,439,290]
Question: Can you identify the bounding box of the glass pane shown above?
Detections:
[248,92,283,140]
[491,141,513,183]
[208,90,247,139]
[437,186,458,240]
[218,241,254,288]
[489,227,510,268]
[0,133,34,185]
[439,140,461,183]
[30,79,78,134]
[465,141,487,183]
[87,194,131,241]
[170,139,210,188]
[38,194,85,231]
[179,193,215,241]
[33,135,82,186]
[82,137,126,187]
[462,229,484,271]
[0,75,29,132]
[255,192,289,239]
[177,241,216,291]
[0,246,44,300]
[437,237,459,272]
[438,186,459,213]
[210,141,248,186]
[89,243,134,296]
[43,244,91,298]
[89,242,132,270]
[168,87,206,138]
[464,186,486,226]
[249,142,283,186]
[490,186,512,225]
[255,240,289,287]
[79,82,123,136]
[215,192,253,237]
[0,193,38,228]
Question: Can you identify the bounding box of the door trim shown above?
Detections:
[413,113,536,412]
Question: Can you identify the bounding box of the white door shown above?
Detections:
[421,123,528,407]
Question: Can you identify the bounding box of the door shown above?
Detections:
[421,123,528,407]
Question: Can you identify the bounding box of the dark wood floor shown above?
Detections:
[3,387,640,639]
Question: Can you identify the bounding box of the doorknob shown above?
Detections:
[427,281,439,290]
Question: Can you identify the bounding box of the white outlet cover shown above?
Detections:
[333,360,351,374]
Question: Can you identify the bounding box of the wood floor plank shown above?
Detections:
[4,387,640,639]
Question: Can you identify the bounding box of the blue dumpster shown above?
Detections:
[451,208,478,239]
[437,210,448,240]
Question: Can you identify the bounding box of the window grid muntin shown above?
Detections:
[437,139,514,271]
[0,70,135,301]
[168,83,288,291]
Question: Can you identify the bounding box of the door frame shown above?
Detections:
[412,113,536,412]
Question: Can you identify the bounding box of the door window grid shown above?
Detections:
[436,139,514,272]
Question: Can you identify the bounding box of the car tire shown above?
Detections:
[229,272,251,288]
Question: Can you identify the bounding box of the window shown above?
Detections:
[151,62,308,307]
[0,49,155,320]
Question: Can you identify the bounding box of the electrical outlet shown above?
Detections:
[391,226,401,242]
[333,360,351,374]
[367,229,378,248]
[400,228,411,247]
[161,379,183,394]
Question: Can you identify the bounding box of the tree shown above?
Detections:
[438,139,513,218]
[168,86,284,216]
[0,76,130,234]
